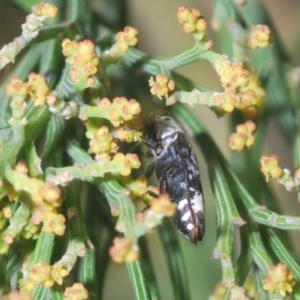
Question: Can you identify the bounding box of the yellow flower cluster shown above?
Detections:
[260,155,283,181]
[149,74,175,100]
[177,6,207,38]
[120,176,158,208]
[6,77,28,125]
[237,73,265,117]
[137,194,176,230]
[64,283,89,300]
[263,263,295,296]
[229,121,256,151]
[84,97,142,161]
[19,261,68,292]
[51,262,69,285]
[260,156,300,191]
[111,153,141,176]
[103,26,138,62]
[92,97,141,127]
[21,222,39,240]
[115,26,138,53]
[213,57,264,116]
[113,126,143,143]
[109,237,139,263]
[6,73,52,125]
[6,77,28,98]
[248,25,272,49]
[88,125,118,161]
[150,195,176,217]
[213,87,239,113]
[3,163,65,250]
[26,73,50,106]
[32,2,57,18]
[62,39,99,90]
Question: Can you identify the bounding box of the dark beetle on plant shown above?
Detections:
[143,112,205,244]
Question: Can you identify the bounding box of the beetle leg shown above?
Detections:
[145,159,155,178]
[158,176,168,195]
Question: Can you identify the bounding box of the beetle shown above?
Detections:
[143,112,205,244]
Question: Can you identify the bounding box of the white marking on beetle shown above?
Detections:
[191,192,203,212]
[178,199,188,210]
[181,210,191,221]
[187,223,194,231]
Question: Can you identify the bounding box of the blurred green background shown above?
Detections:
[0,0,300,299]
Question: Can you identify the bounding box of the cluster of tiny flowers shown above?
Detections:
[263,263,295,296]
[92,97,141,127]
[21,222,39,240]
[214,57,249,90]
[213,57,264,116]
[260,155,283,181]
[19,261,69,293]
[64,283,89,300]
[248,25,272,49]
[137,194,176,230]
[111,153,141,176]
[62,39,99,90]
[229,121,256,151]
[6,73,52,125]
[120,176,159,209]
[176,6,208,42]
[109,237,139,263]
[80,97,142,160]
[50,262,69,285]
[6,77,29,125]
[0,3,57,70]
[236,73,265,118]
[149,74,175,102]
[213,88,238,113]
[103,26,138,62]
[115,26,138,53]
[26,73,50,106]
[213,58,248,112]
[31,2,58,18]
[19,262,53,291]
[88,125,119,161]
[261,156,300,191]
[1,163,66,253]
[113,126,143,143]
